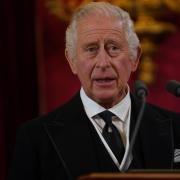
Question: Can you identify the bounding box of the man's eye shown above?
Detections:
[109,45,119,51]
[86,46,98,53]
[106,44,120,57]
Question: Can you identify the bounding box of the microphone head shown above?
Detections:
[134,80,148,99]
[166,80,180,97]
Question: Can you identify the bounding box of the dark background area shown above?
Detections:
[0,0,38,179]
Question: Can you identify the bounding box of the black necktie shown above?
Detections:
[99,110,125,164]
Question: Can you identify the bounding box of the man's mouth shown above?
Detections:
[94,78,116,86]
[95,78,114,83]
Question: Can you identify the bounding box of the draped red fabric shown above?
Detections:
[0,104,6,180]
[0,0,38,179]
[36,0,80,114]
[147,31,180,112]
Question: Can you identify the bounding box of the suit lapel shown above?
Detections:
[140,111,174,169]
[44,93,118,177]
[44,94,98,177]
[130,95,174,169]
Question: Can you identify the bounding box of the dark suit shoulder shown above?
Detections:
[131,94,179,122]
[19,92,82,130]
[146,102,180,119]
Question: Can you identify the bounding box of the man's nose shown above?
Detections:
[95,48,111,69]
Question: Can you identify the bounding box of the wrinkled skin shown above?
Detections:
[66,14,141,108]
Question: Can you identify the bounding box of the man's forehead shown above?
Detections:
[78,28,124,36]
[77,14,124,33]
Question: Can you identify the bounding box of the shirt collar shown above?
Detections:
[80,87,131,123]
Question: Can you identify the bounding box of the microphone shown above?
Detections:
[134,80,148,99]
[166,80,180,97]
[121,80,148,172]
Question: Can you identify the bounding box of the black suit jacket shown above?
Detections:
[8,92,180,180]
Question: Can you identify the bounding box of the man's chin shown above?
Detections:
[94,90,116,99]
[93,94,117,108]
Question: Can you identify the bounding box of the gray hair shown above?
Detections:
[65,2,140,60]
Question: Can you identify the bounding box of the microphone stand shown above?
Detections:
[121,81,147,172]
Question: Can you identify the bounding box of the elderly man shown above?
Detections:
[9,2,180,180]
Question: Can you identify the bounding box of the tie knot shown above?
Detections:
[98,110,115,125]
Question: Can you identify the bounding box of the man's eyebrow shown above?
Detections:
[104,39,122,45]
[82,41,99,47]
[105,39,118,43]
[80,28,122,35]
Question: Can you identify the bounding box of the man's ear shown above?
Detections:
[65,49,77,74]
[131,46,142,72]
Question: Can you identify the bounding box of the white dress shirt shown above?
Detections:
[80,87,132,171]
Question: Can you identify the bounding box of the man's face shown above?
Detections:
[66,14,140,108]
